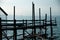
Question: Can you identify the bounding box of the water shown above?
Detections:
[2,16,60,40]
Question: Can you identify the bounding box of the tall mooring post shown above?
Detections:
[0,18,2,40]
[39,8,41,25]
[32,2,36,40]
[13,6,17,40]
[39,8,42,34]
[50,7,53,38]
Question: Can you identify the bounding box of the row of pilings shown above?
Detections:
[0,2,57,40]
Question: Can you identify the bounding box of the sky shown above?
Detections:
[0,0,60,19]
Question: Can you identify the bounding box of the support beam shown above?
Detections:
[6,15,7,33]
[23,20,25,40]
[26,20,27,27]
[0,18,2,40]
[23,29,25,40]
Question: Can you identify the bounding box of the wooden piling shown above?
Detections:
[0,18,2,40]
[23,20,25,40]
[39,8,42,34]
[26,20,27,28]
[50,7,53,37]
[45,14,47,39]
[32,2,36,40]
[13,6,17,40]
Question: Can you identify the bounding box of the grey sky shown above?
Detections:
[0,0,60,16]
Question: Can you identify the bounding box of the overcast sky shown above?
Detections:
[0,0,60,17]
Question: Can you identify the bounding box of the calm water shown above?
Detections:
[2,16,60,40]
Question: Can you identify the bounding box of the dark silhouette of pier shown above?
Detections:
[0,2,57,40]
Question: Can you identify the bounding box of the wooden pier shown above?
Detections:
[0,17,57,40]
[0,2,57,40]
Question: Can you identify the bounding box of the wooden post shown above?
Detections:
[6,16,7,34]
[34,20,36,40]
[32,2,36,40]
[39,8,42,34]
[14,19,17,40]
[23,29,25,40]
[23,20,25,40]
[32,2,35,22]
[45,14,47,39]
[13,6,17,40]
[39,8,41,25]
[32,27,33,40]
[0,18,2,40]
[50,7,53,37]
[26,20,27,28]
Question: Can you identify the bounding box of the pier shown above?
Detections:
[0,2,57,40]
